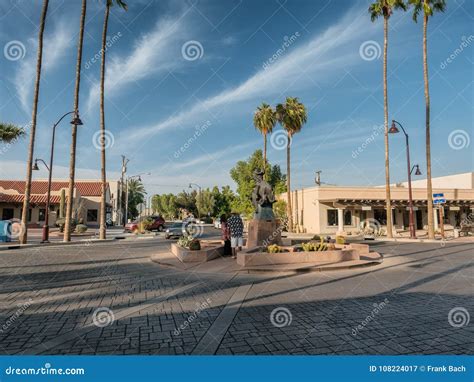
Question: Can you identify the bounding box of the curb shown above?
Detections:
[0,237,118,251]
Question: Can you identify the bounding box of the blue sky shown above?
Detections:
[0,0,472,195]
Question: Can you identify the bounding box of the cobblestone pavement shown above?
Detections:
[0,238,472,355]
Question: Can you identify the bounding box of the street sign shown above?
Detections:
[433,193,446,205]
[362,206,371,211]
[406,206,418,211]
[433,193,444,198]
[433,199,446,204]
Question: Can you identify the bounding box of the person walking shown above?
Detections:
[227,210,244,259]
[220,214,232,257]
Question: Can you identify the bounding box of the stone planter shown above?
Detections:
[171,241,224,263]
[237,243,369,267]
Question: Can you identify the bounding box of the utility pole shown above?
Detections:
[120,155,129,226]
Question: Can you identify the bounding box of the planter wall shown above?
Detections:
[171,242,224,263]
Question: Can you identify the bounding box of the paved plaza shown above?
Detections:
[0,232,472,355]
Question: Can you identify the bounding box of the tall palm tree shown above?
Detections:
[369,0,407,238]
[253,103,276,176]
[0,123,24,142]
[410,0,446,239]
[276,97,307,233]
[99,0,127,240]
[19,0,49,244]
[64,0,87,242]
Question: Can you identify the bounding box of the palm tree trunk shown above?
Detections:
[19,0,49,244]
[423,12,434,239]
[263,133,267,177]
[99,4,110,240]
[286,133,293,232]
[64,0,87,242]
[383,16,393,238]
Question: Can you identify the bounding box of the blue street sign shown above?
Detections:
[433,193,444,198]
[433,199,446,204]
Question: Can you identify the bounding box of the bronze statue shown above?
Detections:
[251,169,276,220]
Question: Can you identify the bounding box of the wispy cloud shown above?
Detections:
[15,20,74,114]
[122,6,377,144]
[85,11,191,112]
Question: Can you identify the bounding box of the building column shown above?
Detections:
[337,208,344,233]
[433,207,439,231]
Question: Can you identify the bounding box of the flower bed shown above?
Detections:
[171,240,224,263]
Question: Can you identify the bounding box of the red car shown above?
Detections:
[125,216,165,232]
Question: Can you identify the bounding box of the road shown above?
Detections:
[0,233,472,355]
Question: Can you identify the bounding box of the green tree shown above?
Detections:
[127,178,146,220]
[211,186,236,217]
[196,189,215,217]
[369,0,407,238]
[19,0,49,244]
[99,0,127,240]
[175,190,197,217]
[230,150,286,218]
[253,103,276,176]
[275,97,307,232]
[410,0,446,239]
[64,0,87,242]
[0,123,25,143]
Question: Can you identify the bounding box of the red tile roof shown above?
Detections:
[0,180,108,197]
[0,193,63,205]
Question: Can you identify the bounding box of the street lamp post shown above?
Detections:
[389,120,421,240]
[33,112,83,243]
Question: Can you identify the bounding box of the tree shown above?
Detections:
[152,194,179,220]
[0,123,25,143]
[99,0,127,240]
[230,149,286,218]
[275,97,307,232]
[410,0,446,239]
[196,189,215,217]
[369,0,407,238]
[64,0,87,242]
[253,103,276,176]
[127,178,146,220]
[19,0,49,244]
[175,190,198,217]
[211,186,236,217]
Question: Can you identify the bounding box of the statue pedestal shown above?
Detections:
[247,219,282,249]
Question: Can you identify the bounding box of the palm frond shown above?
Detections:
[0,123,25,143]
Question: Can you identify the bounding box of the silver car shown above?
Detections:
[164,222,186,239]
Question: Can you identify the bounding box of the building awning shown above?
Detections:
[323,199,474,209]
[0,193,64,205]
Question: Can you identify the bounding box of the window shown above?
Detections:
[39,209,46,221]
[2,208,14,220]
[19,208,33,222]
[87,209,98,222]
[344,210,352,226]
[327,209,338,226]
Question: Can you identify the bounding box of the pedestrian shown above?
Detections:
[220,214,232,257]
[227,210,244,259]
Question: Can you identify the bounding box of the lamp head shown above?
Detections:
[32,159,39,171]
[414,164,422,176]
[70,113,83,126]
[389,120,399,134]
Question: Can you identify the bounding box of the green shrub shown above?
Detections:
[311,234,321,241]
[177,236,201,250]
[189,239,201,251]
[267,244,282,253]
[335,236,346,245]
[75,224,88,233]
[302,237,328,252]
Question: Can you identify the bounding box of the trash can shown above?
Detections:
[0,220,12,242]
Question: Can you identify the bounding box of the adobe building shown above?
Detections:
[279,172,474,235]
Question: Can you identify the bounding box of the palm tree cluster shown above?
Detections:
[0,123,25,143]
[369,0,446,239]
[17,0,127,244]
[254,97,307,233]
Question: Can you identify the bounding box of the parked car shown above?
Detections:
[124,216,165,233]
[165,222,186,239]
